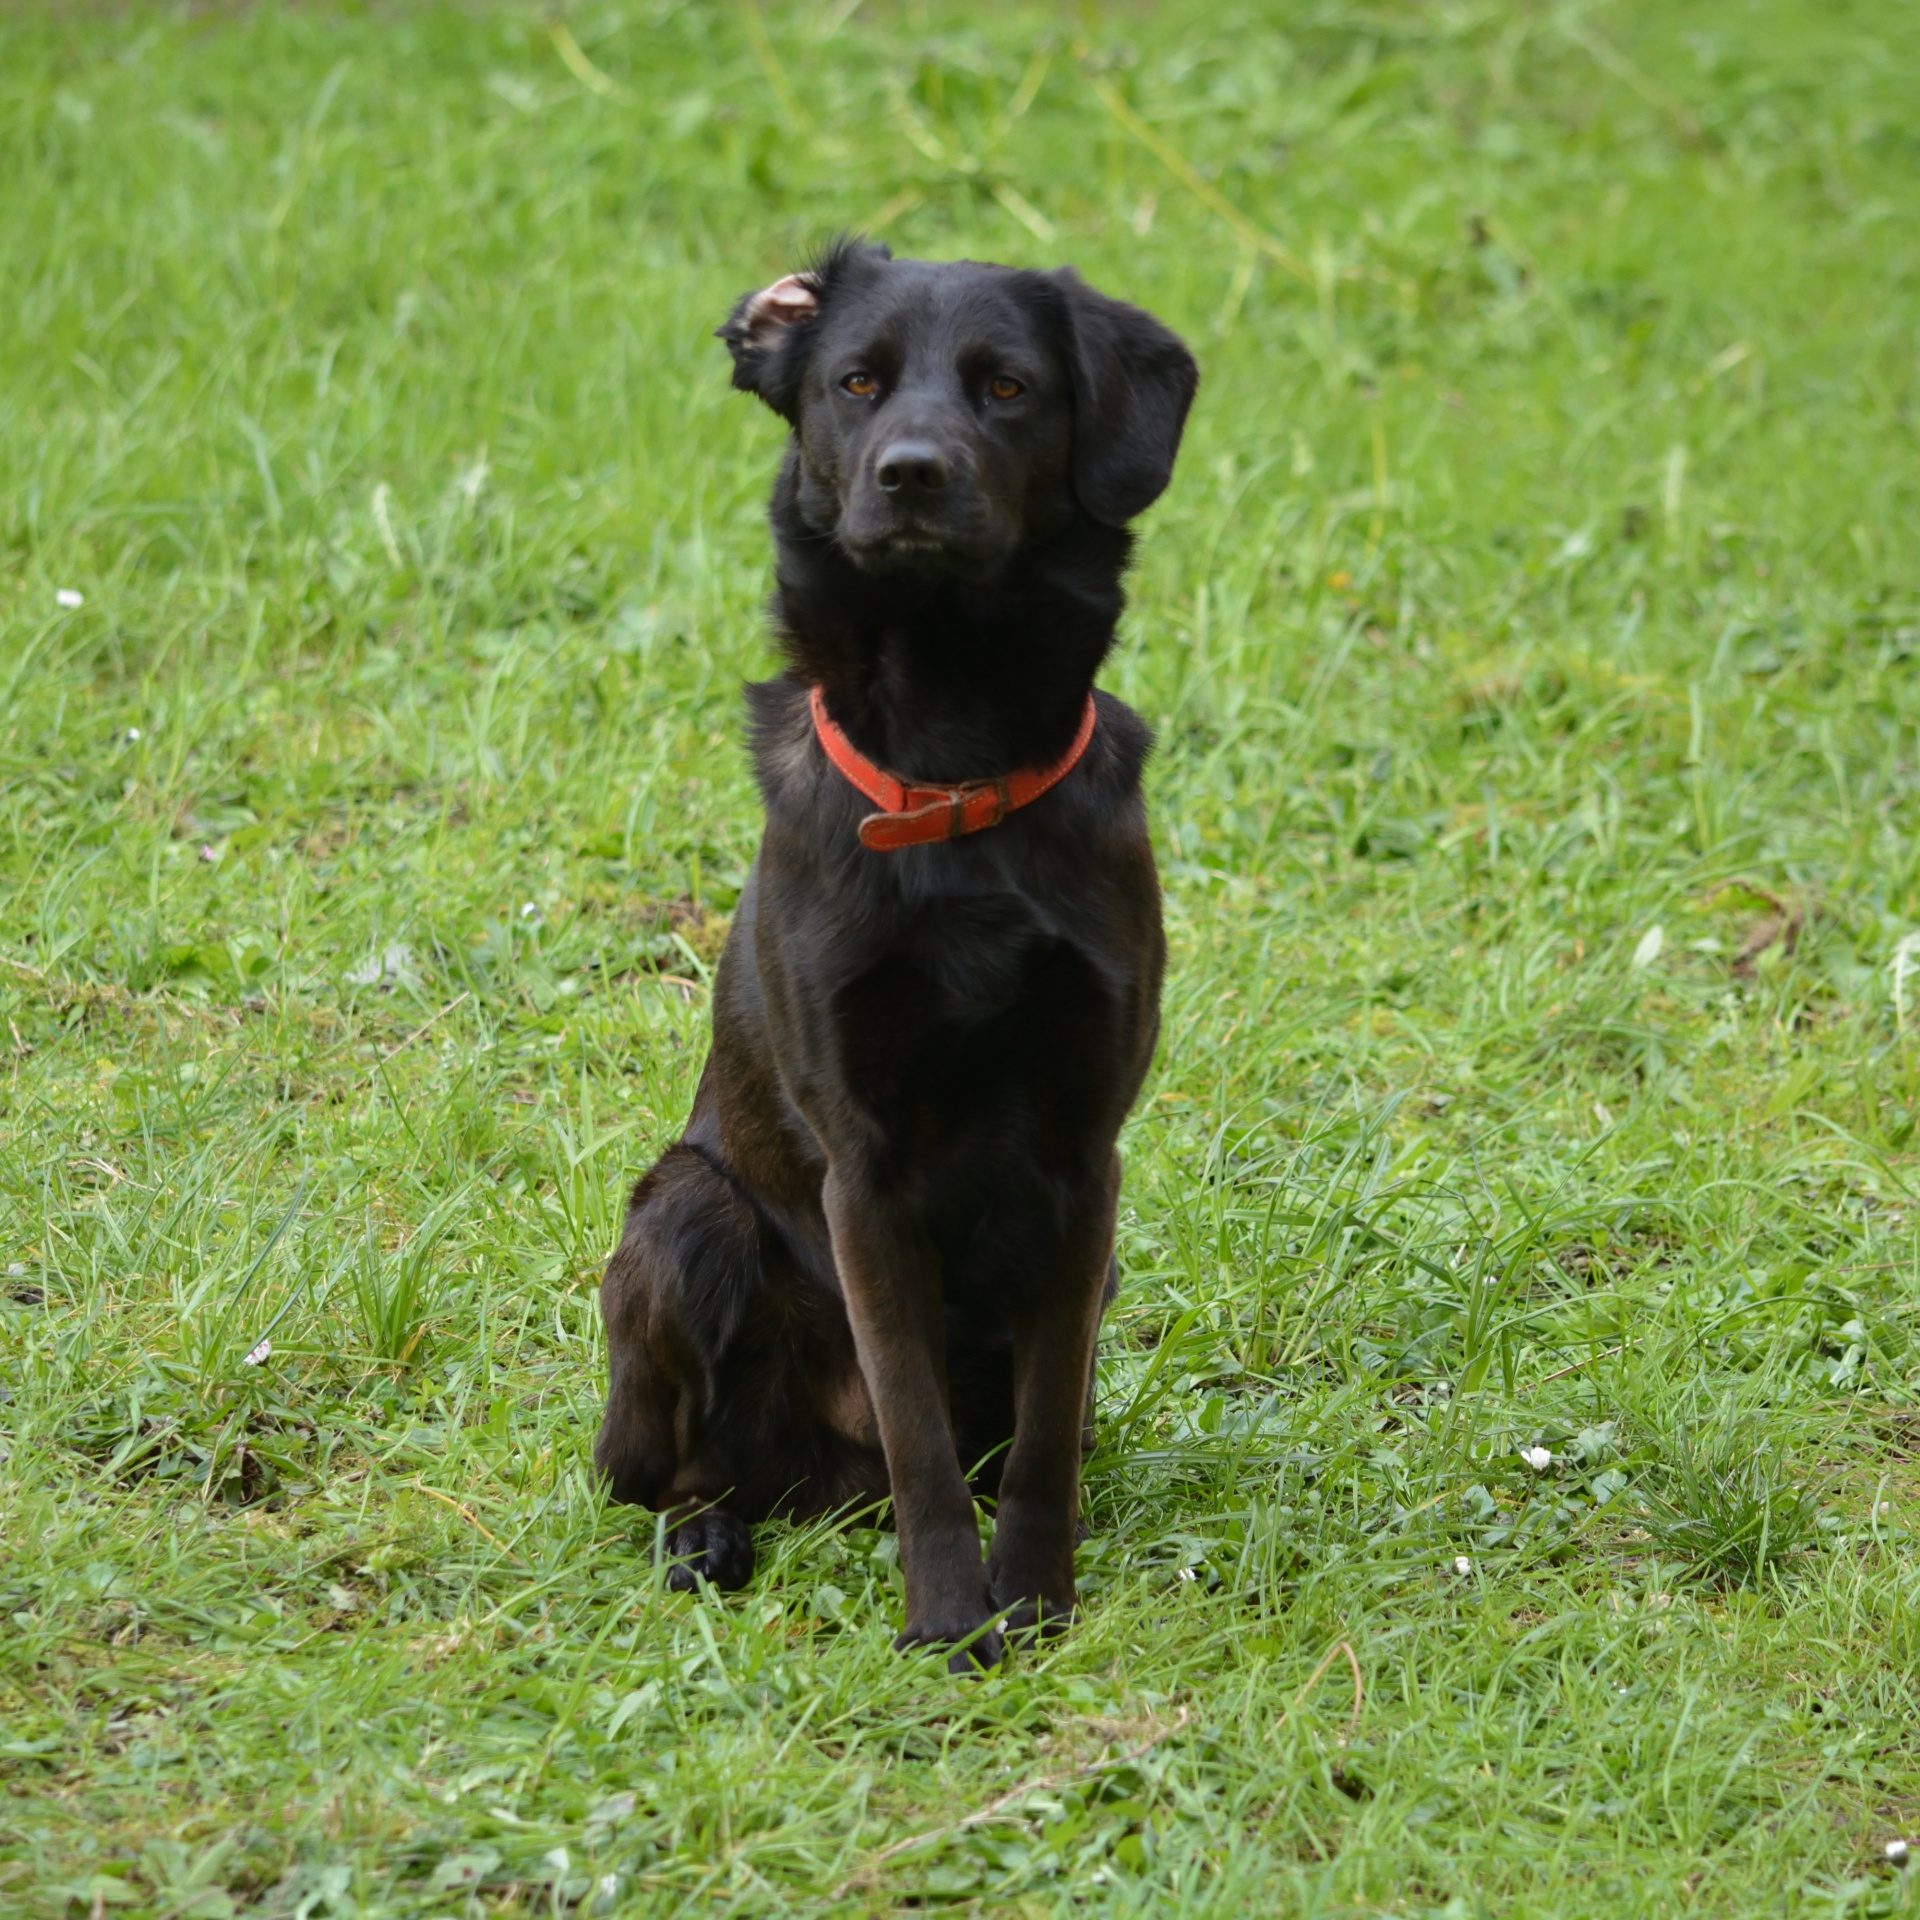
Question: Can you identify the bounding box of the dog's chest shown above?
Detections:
[828,889,1127,1148]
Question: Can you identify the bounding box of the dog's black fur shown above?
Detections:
[595,240,1197,1668]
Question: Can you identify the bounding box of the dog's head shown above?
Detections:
[719,240,1197,578]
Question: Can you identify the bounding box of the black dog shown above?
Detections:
[595,240,1196,1669]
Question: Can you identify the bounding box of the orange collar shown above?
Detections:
[808,686,1098,852]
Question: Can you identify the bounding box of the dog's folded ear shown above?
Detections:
[718,238,891,420]
[718,272,819,411]
[1048,270,1199,527]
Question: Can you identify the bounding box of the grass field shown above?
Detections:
[5,1,1920,1913]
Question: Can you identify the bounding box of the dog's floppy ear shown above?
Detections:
[1048,269,1199,527]
[717,238,890,421]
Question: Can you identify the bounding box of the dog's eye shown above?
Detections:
[842,371,877,397]
[987,376,1024,401]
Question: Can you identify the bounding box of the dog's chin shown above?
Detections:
[838,528,1013,583]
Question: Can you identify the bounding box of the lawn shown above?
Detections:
[5,1,1920,1913]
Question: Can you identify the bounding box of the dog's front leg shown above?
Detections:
[822,1165,1000,1672]
[987,1160,1120,1639]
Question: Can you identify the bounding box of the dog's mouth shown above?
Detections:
[838,504,1014,578]
[842,531,990,579]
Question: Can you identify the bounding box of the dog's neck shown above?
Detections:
[769,512,1131,786]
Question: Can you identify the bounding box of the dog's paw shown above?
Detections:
[893,1618,1005,1674]
[996,1593,1078,1645]
[662,1510,754,1592]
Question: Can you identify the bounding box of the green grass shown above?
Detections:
[5,0,1920,1912]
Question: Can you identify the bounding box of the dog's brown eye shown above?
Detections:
[842,371,877,397]
[987,376,1024,401]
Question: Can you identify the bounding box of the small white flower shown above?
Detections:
[1176,1566,1196,1583]
[1453,1555,1473,1577]
[520,901,538,919]
[597,1874,621,1900]
[56,588,84,609]
[1523,1445,1553,1472]
[1886,1839,1909,1867]
[124,727,141,743]
[243,1337,272,1367]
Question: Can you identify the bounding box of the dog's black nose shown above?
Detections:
[875,440,951,494]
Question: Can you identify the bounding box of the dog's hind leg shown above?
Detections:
[594,1234,679,1513]
[597,1141,874,1591]
[595,1143,775,1589]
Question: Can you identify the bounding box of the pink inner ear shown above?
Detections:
[745,274,819,335]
